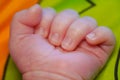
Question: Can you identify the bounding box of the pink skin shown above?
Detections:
[9,4,115,80]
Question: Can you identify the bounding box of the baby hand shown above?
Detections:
[9,4,115,80]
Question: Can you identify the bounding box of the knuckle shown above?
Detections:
[84,16,97,24]
[43,7,56,14]
[81,16,97,28]
[60,9,79,17]
[73,18,96,30]
[99,26,112,33]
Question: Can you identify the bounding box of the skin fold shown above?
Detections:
[9,4,115,80]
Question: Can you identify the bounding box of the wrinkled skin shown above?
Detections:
[9,4,115,80]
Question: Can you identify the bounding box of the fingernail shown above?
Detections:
[87,33,96,40]
[51,33,60,43]
[62,37,73,48]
